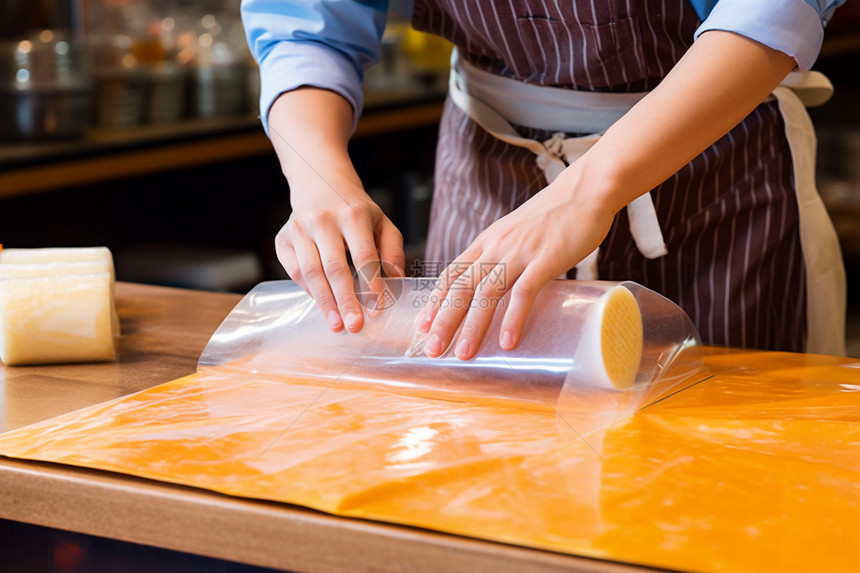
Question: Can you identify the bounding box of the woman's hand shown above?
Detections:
[269,87,405,332]
[418,165,617,360]
[277,184,404,333]
[418,30,796,360]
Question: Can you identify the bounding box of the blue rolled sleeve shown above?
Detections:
[241,0,389,135]
[693,0,846,71]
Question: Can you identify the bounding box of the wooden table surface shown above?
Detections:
[0,282,646,573]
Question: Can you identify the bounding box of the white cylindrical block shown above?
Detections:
[0,247,118,366]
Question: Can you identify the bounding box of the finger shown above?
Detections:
[312,230,366,332]
[498,263,557,350]
[453,262,512,360]
[341,214,385,323]
[275,240,303,285]
[424,259,493,358]
[275,225,304,281]
[418,250,481,334]
[418,261,464,334]
[376,220,406,278]
[290,233,344,332]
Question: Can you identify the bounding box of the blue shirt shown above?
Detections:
[241,0,845,134]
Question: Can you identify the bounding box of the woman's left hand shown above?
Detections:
[417,167,617,360]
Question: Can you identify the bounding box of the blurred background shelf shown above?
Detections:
[0,96,445,199]
[0,0,449,198]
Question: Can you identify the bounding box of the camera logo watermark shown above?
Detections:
[353,261,403,311]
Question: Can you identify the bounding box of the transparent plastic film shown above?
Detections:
[199,279,703,435]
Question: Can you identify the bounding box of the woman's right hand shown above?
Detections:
[268,87,405,333]
[276,185,405,333]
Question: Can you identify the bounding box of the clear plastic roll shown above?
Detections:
[200,279,703,435]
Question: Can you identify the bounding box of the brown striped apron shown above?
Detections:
[413,0,846,355]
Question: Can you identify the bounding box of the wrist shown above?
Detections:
[553,152,631,219]
[287,168,368,212]
[268,87,359,197]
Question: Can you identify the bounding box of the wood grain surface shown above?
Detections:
[0,282,241,433]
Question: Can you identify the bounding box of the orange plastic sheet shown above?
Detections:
[1,284,860,572]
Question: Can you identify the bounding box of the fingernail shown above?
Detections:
[366,301,381,318]
[455,338,471,360]
[327,311,342,330]
[345,312,361,331]
[418,312,432,333]
[501,330,515,350]
[425,333,443,357]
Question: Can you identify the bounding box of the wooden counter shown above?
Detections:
[0,283,644,573]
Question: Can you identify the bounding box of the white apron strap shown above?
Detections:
[448,53,667,280]
[779,70,835,108]
[772,79,846,356]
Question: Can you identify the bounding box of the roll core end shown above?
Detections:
[599,286,643,390]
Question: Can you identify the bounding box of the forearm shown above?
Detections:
[267,87,365,204]
[266,86,406,329]
[564,30,797,214]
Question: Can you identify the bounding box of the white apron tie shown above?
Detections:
[772,77,846,356]
[448,50,846,355]
[448,50,666,280]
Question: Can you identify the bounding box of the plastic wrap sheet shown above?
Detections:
[199,279,703,435]
[1,281,860,572]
